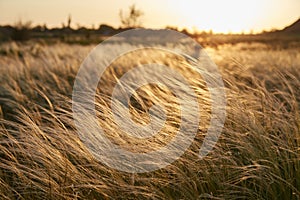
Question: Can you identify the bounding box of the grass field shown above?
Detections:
[0,40,299,199]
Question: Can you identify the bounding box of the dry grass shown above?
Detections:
[0,41,299,199]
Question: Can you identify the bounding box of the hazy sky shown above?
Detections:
[0,0,299,33]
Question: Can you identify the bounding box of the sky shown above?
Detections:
[0,0,299,33]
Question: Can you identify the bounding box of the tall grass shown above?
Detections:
[0,41,299,199]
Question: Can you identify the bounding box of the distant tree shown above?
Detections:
[119,4,144,28]
[181,28,190,36]
[98,24,116,35]
[67,14,72,28]
[11,20,32,41]
[165,26,179,31]
[42,23,47,31]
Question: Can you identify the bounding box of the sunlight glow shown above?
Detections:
[0,0,299,33]
[169,0,267,33]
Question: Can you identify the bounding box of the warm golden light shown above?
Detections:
[0,0,299,33]
[171,0,266,33]
[165,0,299,33]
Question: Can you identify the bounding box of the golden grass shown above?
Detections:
[0,41,299,199]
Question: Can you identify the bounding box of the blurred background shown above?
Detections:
[0,0,299,45]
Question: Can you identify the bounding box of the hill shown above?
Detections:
[280,18,300,34]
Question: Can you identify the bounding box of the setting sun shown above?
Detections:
[169,0,267,33]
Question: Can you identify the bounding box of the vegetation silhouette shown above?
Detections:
[0,5,299,47]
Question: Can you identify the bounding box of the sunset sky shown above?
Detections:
[0,0,299,33]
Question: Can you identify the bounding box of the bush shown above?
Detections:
[11,20,32,41]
